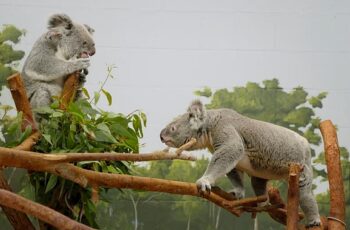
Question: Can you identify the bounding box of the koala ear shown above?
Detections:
[48,14,73,30]
[188,100,207,130]
[84,24,95,34]
[45,29,63,41]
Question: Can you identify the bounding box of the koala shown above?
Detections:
[160,100,320,227]
[21,13,96,112]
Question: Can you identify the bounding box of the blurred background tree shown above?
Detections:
[0,24,25,98]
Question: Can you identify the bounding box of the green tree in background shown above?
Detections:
[0,24,25,96]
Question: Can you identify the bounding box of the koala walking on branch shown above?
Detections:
[160,100,320,227]
[22,13,95,112]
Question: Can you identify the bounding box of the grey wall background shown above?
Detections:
[1,0,350,192]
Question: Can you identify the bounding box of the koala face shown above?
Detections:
[46,14,96,60]
[160,100,207,148]
[62,23,96,59]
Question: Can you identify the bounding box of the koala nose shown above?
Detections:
[160,129,166,143]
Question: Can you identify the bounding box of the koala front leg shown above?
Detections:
[227,169,245,199]
[196,128,244,193]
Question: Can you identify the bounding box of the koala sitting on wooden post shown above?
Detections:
[21,13,95,113]
[160,100,320,227]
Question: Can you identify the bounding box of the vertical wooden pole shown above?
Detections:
[286,163,301,230]
[320,120,346,230]
[59,71,80,110]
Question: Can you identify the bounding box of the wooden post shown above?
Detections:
[286,163,301,230]
[7,73,37,131]
[59,71,80,110]
[320,120,346,230]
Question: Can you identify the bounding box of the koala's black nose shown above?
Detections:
[160,129,166,143]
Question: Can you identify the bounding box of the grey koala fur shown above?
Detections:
[160,100,320,227]
[22,13,95,112]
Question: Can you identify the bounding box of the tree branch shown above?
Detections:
[0,146,268,217]
[287,163,301,230]
[0,189,93,230]
[320,120,346,230]
[7,73,37,131]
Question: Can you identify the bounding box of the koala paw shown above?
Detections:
[305,221,321,229]
[75,58,90,70]
[196,176,213,194]
[228,187,245,200]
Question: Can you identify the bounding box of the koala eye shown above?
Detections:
[83,41,88,45]
[189,113,194,119]
[171,126,176,132]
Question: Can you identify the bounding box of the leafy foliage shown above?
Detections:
[0,25,25,95]
[29,93,146,227]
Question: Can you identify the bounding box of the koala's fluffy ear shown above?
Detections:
[45,29,63,41]
[84,24,95,34]
[188,100,207,130]
[48,14,73,30]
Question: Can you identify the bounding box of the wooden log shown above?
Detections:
[0,189,93,230]
[59,71,80,110]
[7,73,37,131]
[320,120,346,230]
[286,163,301,230]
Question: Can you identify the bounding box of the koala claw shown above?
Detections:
[305,221,321,229]
[196,177,212,194]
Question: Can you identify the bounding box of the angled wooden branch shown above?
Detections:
[0,146,268,217]
[7,73,37,131]
[0,189,93,230]
[320,120,346,230]
[287,163,301,230]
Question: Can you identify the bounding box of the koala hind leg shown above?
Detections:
[30,89,52,121]
[227,169,245,199]
[251,176,269,206]
[30,89,52,109]
[299,165,321,227]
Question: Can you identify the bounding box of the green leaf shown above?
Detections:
[102,89,112,106]
[94,91,100,104]
[51,111,63,117]
[18,126,32,143]
[141,112,147,127]
[81,87,90,99]
[0,105,14,111]
[97,123,111,134]
[45,174,58,193]
[42,134,52,145]
[109,123,134,139]
[94,130,117,143]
